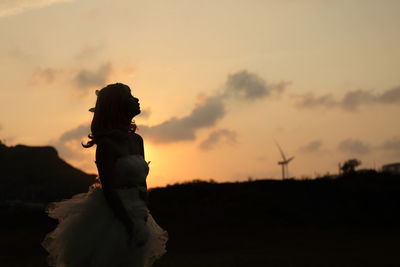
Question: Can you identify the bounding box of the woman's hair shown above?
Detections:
[82,83,137,148]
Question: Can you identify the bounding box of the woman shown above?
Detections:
[41,83,168,267]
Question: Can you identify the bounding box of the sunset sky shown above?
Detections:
[1,0,399,188]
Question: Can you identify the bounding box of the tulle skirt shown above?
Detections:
[41,184,168,267]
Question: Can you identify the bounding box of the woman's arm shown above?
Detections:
[95,139,133,233]
[133,133,148,203]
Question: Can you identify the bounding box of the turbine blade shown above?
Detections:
[274,140,287,161]
[287,156,295,163]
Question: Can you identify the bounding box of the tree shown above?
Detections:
[340,158,362,174]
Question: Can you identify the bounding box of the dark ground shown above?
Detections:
[2,172,400,267]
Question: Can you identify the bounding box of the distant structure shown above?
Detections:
[275,141,295,179]
[382,162,400,174]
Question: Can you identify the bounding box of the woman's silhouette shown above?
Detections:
[41,83,168,267]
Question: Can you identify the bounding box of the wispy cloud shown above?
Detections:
[75,45,103,61]
[299,140,323,153]
[0,0,75,18]
[29,67,61,85]
[52,123,90,159]
[139,70,290,144]
[140,95,226,144]
[27,61,113,91]
[224,70,288,100]
[379,136,400,157]
[8,46,34,62]
[73,62,113,91]
[199,128,237,151]
[137,107,151,120]
[295,93,337,109]
[338,138,371,155]
[53,70,289,163]
[295,86,400,111]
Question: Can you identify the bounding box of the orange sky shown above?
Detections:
[1,0,400,188]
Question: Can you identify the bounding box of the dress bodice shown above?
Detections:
[114,154,149,188]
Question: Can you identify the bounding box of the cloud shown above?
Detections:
[54,70,288,151]
[0,0,74,17]
[73,62,112,91]
[76,45,103,61]
[379,136,400,156]
[225,70,288,100]
[58,124,90,143]
[299,140,322,153]
[139,96,225,144]
[379,86,400,104]
[338,138,371,155]
[341,89,379,111]
[52,123,90,159]
[295,93,337,109]
[8,46,34,62]
[30,67,60,85]
[198,129,237,151]
[139,70,290,144]
[296,86,400,111]
[27,62,113,90]
[137,107,151,120]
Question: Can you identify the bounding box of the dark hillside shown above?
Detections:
[0,143,96,202]
[1,143,400,266]
[149,171,400,230]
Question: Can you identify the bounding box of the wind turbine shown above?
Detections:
[275,141,295,179]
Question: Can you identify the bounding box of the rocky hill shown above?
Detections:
[0,143,96,203]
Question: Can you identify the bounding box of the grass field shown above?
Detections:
[3,175,400,266]
[1,214,400,267]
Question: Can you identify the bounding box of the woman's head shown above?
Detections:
[83,83,140,147]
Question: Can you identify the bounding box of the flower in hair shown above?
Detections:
[88,90,100,112]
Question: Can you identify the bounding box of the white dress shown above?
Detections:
[41,154,168,267]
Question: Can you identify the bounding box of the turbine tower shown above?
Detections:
[275,141,295,179]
